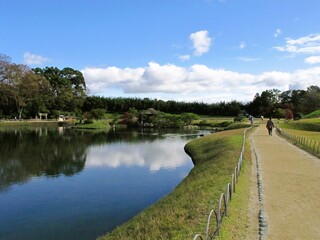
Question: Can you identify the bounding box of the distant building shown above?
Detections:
[58,115,77,122]
[139,108,159,127]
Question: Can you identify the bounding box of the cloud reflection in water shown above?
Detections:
[85,138,191,172]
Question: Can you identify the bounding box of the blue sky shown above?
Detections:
[1,0,320,103]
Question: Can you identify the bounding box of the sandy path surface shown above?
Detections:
[250,125,320,240]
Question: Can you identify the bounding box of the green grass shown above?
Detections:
[0,120,58,128]
[278,118,320,132]
[278,119,320,158]
[197,115,234,120]
[98,128,251,240]
[216,129,254,240]
[304,110,320,119]
[193,118,233,126]
[73,120,110,129]
[278,128,320,141]
[294,118,320,124]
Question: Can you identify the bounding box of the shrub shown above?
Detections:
[294,112,303,120]
[199,120,210,126]
[215,121,233,127]
[84,119,93,124]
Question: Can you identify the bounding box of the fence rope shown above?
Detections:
[276,127,320,158]
[193,126,252,239]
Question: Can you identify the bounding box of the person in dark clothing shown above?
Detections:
[266,117,275,136]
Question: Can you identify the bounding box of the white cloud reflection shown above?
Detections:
[85,139,191,172]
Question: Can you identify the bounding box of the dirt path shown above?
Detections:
[250,124,320,239]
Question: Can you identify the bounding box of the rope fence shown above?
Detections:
[276,128,320,158]
[193,126,252,240]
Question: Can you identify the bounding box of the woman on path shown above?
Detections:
[266,117,274,136]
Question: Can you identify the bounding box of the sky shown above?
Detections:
[1,0,320,103]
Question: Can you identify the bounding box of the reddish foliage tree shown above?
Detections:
[285,109,294,120]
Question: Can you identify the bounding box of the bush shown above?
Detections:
[233,116,245,122]
[215,121,233,127]
[90,108,106,120]
[198,120,210,126]
[84,119,93,124]
[294,112,303,120]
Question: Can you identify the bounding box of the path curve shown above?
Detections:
[250,124,320,239]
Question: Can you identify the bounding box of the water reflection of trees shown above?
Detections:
[0,128,88,191]
[0,127,203,191]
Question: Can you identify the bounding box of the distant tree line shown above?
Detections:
[82,96,243,116]
[1,54,320,119]
[246,87,320,119]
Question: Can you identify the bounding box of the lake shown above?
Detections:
[0,127,205,240]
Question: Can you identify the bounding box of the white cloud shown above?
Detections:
[179,54,190,61]
[305,56,320,64]
[257,71,291,88]
[189,30,212,56]
[81,66,144,94]
[23,52,49,65]
[274,29,282,38]
[239,41,246,49]
[82,62,320,103]
[274,33,320,54]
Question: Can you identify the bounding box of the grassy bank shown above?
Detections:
[98,128,252,240]
[277,118,320,158]
[0,120,58,128]
[278,118,320,132]
[277,128,320,141]
[73,120,110,129]
[216,128,254,239]
[0,119,111,130]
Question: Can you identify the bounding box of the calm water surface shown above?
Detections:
[0,127,205,240]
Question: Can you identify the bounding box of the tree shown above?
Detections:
[90,108,106,120]
[285,109,294,120]
[180,113,199,125]
[246,89,281,117]
[0,55,50,119]
[33,67,87,115]
[301,85,320,114]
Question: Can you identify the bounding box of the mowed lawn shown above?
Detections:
[278,118,320,141]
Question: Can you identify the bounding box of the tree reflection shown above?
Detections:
[0,127,89,191]
[0,127,202,192]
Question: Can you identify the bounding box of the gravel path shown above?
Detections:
[250,124,320,239]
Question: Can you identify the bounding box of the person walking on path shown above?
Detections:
[266,117,274,136]
[249,115,254,125]
[250,125,320,239]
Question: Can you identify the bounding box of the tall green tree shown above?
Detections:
[0,55,50,119]
[300,85,320,114]
[33,67,87,116]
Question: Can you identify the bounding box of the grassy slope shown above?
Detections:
[279,118,320,132]
[278,118,320,140]
[277,127,320,141]
[278,119,320,158]
[304,110,320,119]
[73,120,110,129]
[98,128,252,240]
[216,128,253,239]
